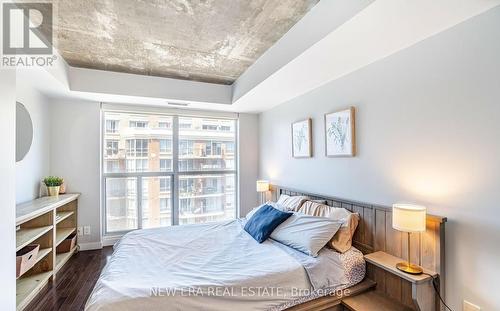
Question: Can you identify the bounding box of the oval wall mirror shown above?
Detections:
[16,102,33,162]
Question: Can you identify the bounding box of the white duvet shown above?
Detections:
[85,219,353,311]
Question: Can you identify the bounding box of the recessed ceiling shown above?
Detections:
[51,0,319,85]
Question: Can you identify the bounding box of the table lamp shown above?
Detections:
[256,180,269,204]
[392,203,426,274]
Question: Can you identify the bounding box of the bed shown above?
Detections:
[85,218,365,311]
[86,185,446,311]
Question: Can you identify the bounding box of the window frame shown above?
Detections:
[101,110,238,236]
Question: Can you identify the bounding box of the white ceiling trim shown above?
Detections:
[69,67,232,106]
[34,52,234,110]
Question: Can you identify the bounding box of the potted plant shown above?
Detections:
[43,176,64,197]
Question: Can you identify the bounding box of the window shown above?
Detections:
[179,122,191,129]
[159,139,171,153]
[127,159,149,172]
[202,124,218,131]
[129,120,148,128]
[127,139,148,157]
[225,142,235,154]
[158,121,171,129]
[160,159,171,171]
[106,160,121,173]
[105,177,137,232]
[178,174,235,225]
[178,117,235,172]
[106,120,119,133]
[159,177,169,193]
[178,139,233,170]
[141,176,172,229]
[177,117,236,224]
[160,198,169,211]
[106,140,119,156]
[103,112,236,234]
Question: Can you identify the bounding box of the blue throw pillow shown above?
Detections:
[244,204,292,243]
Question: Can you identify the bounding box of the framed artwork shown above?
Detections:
[324,107,355,157]
[291,118,312,158]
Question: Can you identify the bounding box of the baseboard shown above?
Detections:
[78,241,103,251]
[77,236,120,250]
[101,236,121,247]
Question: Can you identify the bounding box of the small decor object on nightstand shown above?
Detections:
[256,180,270,204]
[392,203,426,274]
[324,107,355,157]
[291,118,312,158]
[43,176,64,197]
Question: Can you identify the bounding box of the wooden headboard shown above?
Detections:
[272,185,447,309]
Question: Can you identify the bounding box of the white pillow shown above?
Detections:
[297,201,360,253]
[276,194,309,211]
[270,213,342,257]
[310,199,327,204]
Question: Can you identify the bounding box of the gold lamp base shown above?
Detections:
[396,262,423,275]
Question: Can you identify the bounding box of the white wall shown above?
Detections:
[15,78,51,204]
[0,69,17,309]
[238,113,260,216]
[49,99,102,247]
[259,7,500,311]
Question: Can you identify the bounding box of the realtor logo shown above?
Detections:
[2,2,53,55]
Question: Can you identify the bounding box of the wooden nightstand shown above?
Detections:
[342,251,439,311]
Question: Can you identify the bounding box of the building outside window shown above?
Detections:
[106,140,119,156]
[225,142,235,154]
[160,159,171,171]
[160,198,169,211]
[158,121,171,129]
[106,120,119,133]
[159,177,169,193]
[159,139,171,153]
[106,160,121,173]
[129,120,148,128]
[102,112,237,234]
[127,139,148,157]
[202,124,218,130]
[127,159,149,172]
[179,121,191,129]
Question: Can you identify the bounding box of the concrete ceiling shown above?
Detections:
[50,0,319,85]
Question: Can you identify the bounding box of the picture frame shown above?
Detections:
[291,118,312,158]
[324,107,355,157]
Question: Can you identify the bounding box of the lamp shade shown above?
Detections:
[392,203,426,232]
[256,180,269,192]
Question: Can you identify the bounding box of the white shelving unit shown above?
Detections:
[15,193,79,311]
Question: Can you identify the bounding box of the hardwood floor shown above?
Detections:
[25,247,113,311]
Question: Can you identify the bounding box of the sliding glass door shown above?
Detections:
[102,111,237,235]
